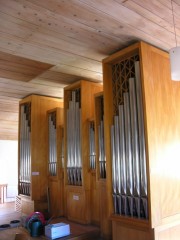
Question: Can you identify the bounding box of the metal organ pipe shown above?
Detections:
[123,92,133,197]
[89,122,96,169]
[48,112,57,177]
[19,103,31,196]
[110,60,148,219]
[135,62,147,198]
[129,78,140,197]
[135,62,148,219]
[118,105,126,195]
[111,125,117,213]
[66,90,82,186]
[98,119,106,178]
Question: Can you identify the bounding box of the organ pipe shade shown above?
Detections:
[169,47,180,81]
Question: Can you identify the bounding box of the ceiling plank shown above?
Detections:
[27,0,175,50]
[0,112,18,121]
[0,104,18,113]
[0,51,53,82]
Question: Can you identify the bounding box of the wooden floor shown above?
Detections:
[0,202,102,240]
[0,202,21,225]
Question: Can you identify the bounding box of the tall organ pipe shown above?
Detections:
[20,105,24,194]
[129,78,140,197]
[114,116,121,195]
[19,104,31,196]
[135,62,147,197]
[27,118,31,196]
[123,92,133,196]
[98,119,106,178]
[89,122,96,169]
[48,113,57,176]
[111,125,116,195]
[66,90,82,186]
[111,125,118,213]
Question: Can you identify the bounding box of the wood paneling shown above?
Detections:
[140,42,180,228]
[0,51,53,82]
[90,171,100,226]
[112,220,154,240]
[0,0,178,139]
[66,186,90,224]
[47,107,64,217]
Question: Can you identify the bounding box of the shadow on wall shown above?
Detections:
[0,140,18,202]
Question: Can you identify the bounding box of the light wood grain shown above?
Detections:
[0,0,179,140]
[103,41,180,239]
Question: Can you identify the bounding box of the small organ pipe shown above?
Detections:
[118,105,126,195]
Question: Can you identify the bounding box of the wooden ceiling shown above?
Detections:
[0,0,179,140]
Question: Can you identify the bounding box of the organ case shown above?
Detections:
[64,80,102,224]
[103,41,180,240]
[18,94,63,215]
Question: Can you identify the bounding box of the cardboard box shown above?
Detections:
[45,222,70,239]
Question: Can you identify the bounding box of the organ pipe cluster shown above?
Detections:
[19,103,31,196]
[95,96,106,179]
[111,62,148,219]
[66,90,82,185]
[89,122,96,169]
[98,117,106,178]
[48,112,57,176]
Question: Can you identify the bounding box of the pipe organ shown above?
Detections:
[48,111,57,176]
[66,89,82,186]
[89,121,96,169]
[17,43,180,240]
[110,58,148,219]
[19,102,31,196]
[64,80,103,224]
[18,95,63,215]
[103,41,180,240]
[94,94,106,179]
[98,120,106,179]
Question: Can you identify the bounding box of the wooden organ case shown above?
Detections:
[18,95,63,215]
[64,80,102,224]
[103,41,180,240]
[94,92,112,239]
[47,107,64,217]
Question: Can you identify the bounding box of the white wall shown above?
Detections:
[0,140,18,202]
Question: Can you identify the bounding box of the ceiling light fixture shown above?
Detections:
[169,0,180,81]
